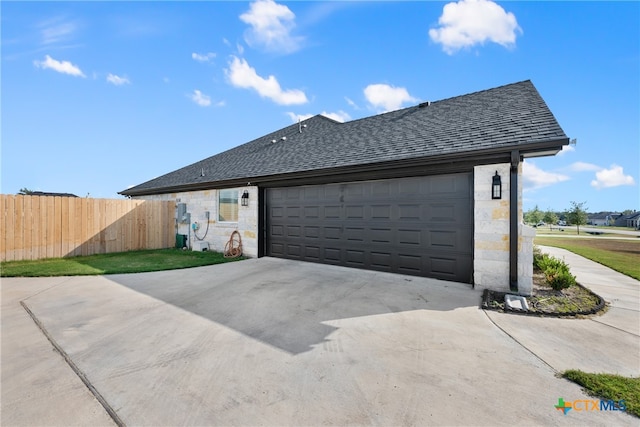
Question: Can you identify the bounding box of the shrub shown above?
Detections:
[544,264,577,290]
[533,248,577,290]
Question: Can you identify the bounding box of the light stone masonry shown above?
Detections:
[133,186,259,258]
[474,162,533,295]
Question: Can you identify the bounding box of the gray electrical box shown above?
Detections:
[177,203,187,219]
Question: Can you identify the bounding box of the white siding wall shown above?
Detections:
[473,163,534,295]
[133,186,259,258]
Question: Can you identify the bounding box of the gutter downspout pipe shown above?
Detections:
[510,150,520,292]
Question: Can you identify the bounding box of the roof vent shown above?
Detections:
[418,101,431,108]
[271,139,276,144]
[281,136,287,141]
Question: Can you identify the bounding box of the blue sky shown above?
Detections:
[2,0,638,213]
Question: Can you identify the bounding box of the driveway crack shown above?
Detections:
[482,309,558,374]
[20,300,125,427]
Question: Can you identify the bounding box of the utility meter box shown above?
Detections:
[177,203,187,220]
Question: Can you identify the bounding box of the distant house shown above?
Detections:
[615,212,640,229]
[121,80,569,296]
[24,192,79,198]
[587,212,620,226]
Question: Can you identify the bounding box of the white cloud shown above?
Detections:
[226,56,308,105]
[192,52,216,63]
[364,83,417,113]
[286,110,350,123]
[345,97,359,109]
[523,161,570,191]
[189,90,211,107]
[568,161,600,172]
[37,17,77,45]
[429,0,521,55]
[286,112,313,122]
[320,111,351,123]
[240,0,303,53]
[33,55,85,77]
[106,73,130,86]
[591,165,636,189]
[557,144,575,156]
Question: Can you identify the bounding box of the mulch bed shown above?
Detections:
[481,271,607,317]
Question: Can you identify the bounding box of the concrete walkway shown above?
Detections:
[485,245,640,376]
[2,255,638,426]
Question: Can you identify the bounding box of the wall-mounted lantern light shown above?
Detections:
[241,190,249,206]
[492,171,502,200]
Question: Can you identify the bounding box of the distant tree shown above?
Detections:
[18,188,35,195]
[566,201,589,235]
[524,205,543,225]
[621,209,636,216]
[543,210,559,228]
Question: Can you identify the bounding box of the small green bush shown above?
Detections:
[544,264,576,290]
[533,247,576,290]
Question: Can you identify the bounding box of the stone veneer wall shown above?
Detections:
[473,163,534,295]
[133,186,259,258]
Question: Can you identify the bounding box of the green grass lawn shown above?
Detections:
[563,370,640,418]
[0,249,244,277]
[534,237,640,281]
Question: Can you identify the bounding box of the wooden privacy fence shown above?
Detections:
[1,195,175,262]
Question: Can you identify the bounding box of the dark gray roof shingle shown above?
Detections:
[122,80,568,196]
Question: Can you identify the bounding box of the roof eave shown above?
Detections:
[120,137,569,197]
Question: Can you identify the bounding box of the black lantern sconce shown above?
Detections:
[241,190,250,206]
[492,171,502,200]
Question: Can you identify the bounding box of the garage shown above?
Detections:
[267,173,473,283]
[122,80,570,294]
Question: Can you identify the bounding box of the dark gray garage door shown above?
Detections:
[266,173,473,283]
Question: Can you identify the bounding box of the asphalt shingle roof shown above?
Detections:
[122,80,568,196]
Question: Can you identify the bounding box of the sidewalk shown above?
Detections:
[485,245,640,376]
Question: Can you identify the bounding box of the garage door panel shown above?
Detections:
[429,230,457,248]
[430,257,457,277]
[305,246,320,260]
[304,226,319,238]
[324,206,341,219]
[398,229,422,245]
[267,173,472,283]
[398,204,421,220]
[286,225,301,237]
[305,206,320,218]
[398,254,422,273]
[271,206,284,218]
[324,247,341,262]
[287,244,302,257]
[345,227,365,241]
[345,250,365,266]
[346,205,365,219]
[371,252,392,270]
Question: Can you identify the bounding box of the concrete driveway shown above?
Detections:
[2,255,638,426]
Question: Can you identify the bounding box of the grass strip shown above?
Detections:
[534,237,640,280]
[563,370,640,418]
[0,249,244,277]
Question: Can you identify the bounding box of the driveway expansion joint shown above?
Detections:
[482,309,558,374]
[19,300,126,427]
[590,318,640,337]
